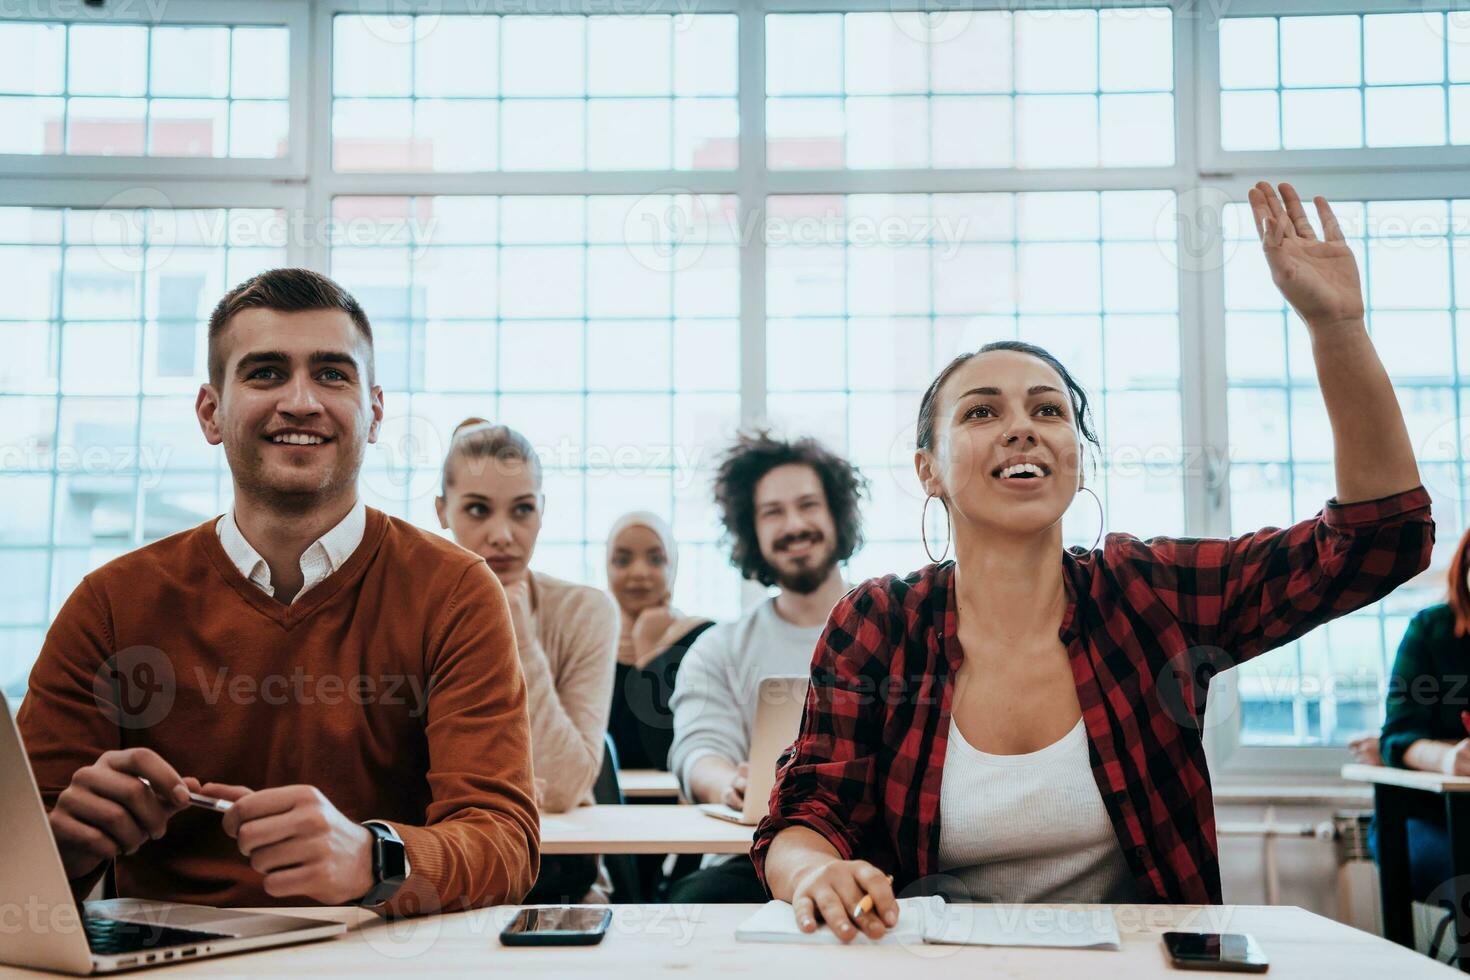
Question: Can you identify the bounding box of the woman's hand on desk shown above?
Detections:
[1403,738,1470,776]
[1347,734,1382,767]
[790,859,898,943]
[1441,739,1470,776]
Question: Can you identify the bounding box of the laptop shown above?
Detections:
[698,675,810,826]
[0,691,346,974]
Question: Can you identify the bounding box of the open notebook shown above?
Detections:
[736,897,1121,950]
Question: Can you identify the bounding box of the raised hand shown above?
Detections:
[1247,181,1364,331]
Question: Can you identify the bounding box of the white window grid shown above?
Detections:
[1,0,1467,776]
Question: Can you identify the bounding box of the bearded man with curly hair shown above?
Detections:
[666,430,868,904]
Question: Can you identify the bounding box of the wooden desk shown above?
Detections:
[1342,763,1470,972]
[540,805,751,855]
[618,769,682,800]
[9,903,1450,977]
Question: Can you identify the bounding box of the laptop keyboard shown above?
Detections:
[84,917,230,955]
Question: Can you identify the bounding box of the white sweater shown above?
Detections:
[937,716,1138,904]
[668,598,825,801]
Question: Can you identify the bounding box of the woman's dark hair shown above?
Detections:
[1449,527,1470,637]
[712,430,868,587]
[916,340,1101,471]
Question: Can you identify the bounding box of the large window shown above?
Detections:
[331,14,738,172]
[1218,12,1470,151]
[0,21,289,158]
[4,1,1470,775]
[766,9,1175,169]
[328,192,743,616]
[0,204,285,686]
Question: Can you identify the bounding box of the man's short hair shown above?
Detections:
[207,268,374,386]
[712,430,868,587]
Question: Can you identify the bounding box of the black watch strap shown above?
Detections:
[359,821,408,906]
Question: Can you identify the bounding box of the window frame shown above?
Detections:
[1195,0,1470,174]
[0,0,309,179]
[5,0,1462,781]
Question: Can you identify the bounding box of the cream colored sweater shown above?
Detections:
[521,570,619,813]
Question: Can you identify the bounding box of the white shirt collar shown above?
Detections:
[215,500,367,604]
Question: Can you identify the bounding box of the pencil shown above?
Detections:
[851,875,895,920]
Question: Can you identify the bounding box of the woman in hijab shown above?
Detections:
[604,511,715,772]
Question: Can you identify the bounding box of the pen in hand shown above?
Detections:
[851,874,895,921]
[139,776,234,813]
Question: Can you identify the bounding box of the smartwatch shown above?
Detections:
[359,820,409,906]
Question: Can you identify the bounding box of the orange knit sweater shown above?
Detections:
[18,507,539,915]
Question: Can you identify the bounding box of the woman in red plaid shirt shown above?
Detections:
[754,182,1435,941]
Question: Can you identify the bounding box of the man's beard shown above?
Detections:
[769,535,838,595]
[226,437,362,514]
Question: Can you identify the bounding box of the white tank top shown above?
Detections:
[937,715,1138,904]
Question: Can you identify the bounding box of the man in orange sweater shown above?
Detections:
[18,268,539,916]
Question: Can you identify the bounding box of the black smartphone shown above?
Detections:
[1163,932,1268,972]
[499,906,613,947]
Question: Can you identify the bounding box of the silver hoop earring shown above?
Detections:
[921,494,952,564]
[1077,485,1104,552]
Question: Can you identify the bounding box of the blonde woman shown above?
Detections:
[437,418,618,902]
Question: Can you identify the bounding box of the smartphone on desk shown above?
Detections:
[1163,932,1268,972]
[499,906,613,947]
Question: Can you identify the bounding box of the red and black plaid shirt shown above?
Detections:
[751,486,1434,904]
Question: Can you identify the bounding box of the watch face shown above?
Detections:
[370,824,408,882]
